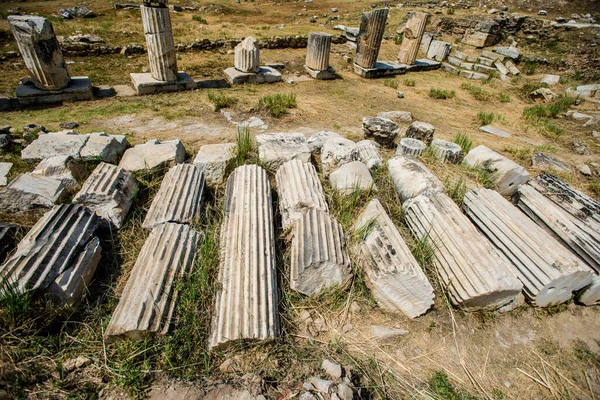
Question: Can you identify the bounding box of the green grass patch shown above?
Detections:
[590,180,600,197]
[192,15,208,24]
[258,93,297,117]
[207,90,237,111]
[460,83,491,101]
[403,78,416,87]
[383,79,398,89]
[429,88,456,100]
[428,370,480,400]
[476,111,495,126]
[453,133,472,154]
[445,176,468,206]
[499,92,511,102]
[235,125,253,167]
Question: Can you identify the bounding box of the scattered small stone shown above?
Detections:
[578,164,592,176]
[23,123,45,135]
[59,4,95,19]
[300,392,317,400]
[371,325,408,339]
[62,356,91,373]
[59,122,79,129]
[342,323,353,333]
[538,10,547,16]
[0,162,12,186]
[0,133,11,149]
[531,152,571,173]
[322,359,343,379]
[573,140,590,155]
[397,91,404,98]
[337,383,354,400]
[350,301,361,313]
[540,74,560,86]
[310,377,333,393]
[593,131,600,138]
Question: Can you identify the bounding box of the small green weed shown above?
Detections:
[258,93,297,117]
[192,15,208,24]
[590,181,600,197]
[207,90,237,111]
[445,176,467,206]
[453,133,472,154]
[447,7,455,14]
[429,88,456,100]
[428,370,479,400]
[460,83,491,101]
[383,79,398,89]
[404,78,416,87]
[499,92,511,102]
[235,125,252,167]
[476,111,495,126]
[523,60,537,75]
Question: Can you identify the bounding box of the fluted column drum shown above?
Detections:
[305,32,332,71]
[141,4,178,82]
[234,37,260,73]
[8,16,71,90]
[398,12,428,65]
[355,8,388,69]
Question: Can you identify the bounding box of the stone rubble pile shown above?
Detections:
[443,47,521,80]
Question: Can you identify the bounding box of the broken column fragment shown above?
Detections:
[464,145,529,196]
[80,132,129,163]
[21,130,89,161]
[290,209,352,296]
[104,222,200,342]
[353,8,392,78]
[0,174,66,212]
[355,199,434,318]
[32,155,85,188]
[403,191,523,311]
[305,32,335,80]
[463,188,593,307]
[430,139,462,163]
[73,162,137,229]
[356,140,383,169]
[404,121,435,145]
[118,139,185,172]
[224,36,281,84]
[329,161,374,195]
[275,159,329,229]
[397,138,426,157]
[388,155,444,202]
[398,12,429,65]
[210,165,279,349]
[256,132,311,172]
[143,164,205,229]
[321,137,358,176]
[579,275,600,306]
[193,143,236,185]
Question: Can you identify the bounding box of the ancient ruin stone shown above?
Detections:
[0,204,99,296]
[80,132,129,163]
[356,140,382,169]
[330,161,374,195]
[290,209,351,296]
[362,117,400,147]
[463,188,593,307]
[8,16,71,90]
[143,164,205,229]
[141,4,178,82]
[403,191,523,310]
[430,139,462,163]
[321,137,358,176]
[275,159,329,229]
[305,32,333,77]
[32,155,85,187]
[0,174,65,212]
[355,199,434,318]
[505,60,520,75]
[0,223,20,262]
[493,46,521,61]
[0,162,13,186]
[419,32,434,54]
[377,110,412,123]
[256,133,311,171]
[119,139,185,172]
[193,143,236,184]
[21,130,89,161]
[355,8,388,69]
[105,223,200,342]
[404,121,435,145]
[307,131,342,153]
[479,125,511,138]
[396,138,426,157]
[540,74,560,86]
[388,155,444,202]
[235,37,260,73]
[398,12,428,65]
[464,145,529,196]
[210,165,280,349]
[531,152,571,173]
[426,40,451,61]
[530,88,558,103]
[73,163,137,229]
[579,275,600,306]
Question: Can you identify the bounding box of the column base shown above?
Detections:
[224,67,282,85]
[353,61,407,78]
[130,72,196,95]
[407,59,442,72]
[16,77,93,105]
[304,65,336,80]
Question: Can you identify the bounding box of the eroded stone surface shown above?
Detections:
[0,174,65,212]
[256,133,311,171]
[235,36,260,73]
[321,137,358,176]
[388,155,444,202]
[307,131,342,153]
[80,132,129,163]
[377,110,412,123]
[21,130,89,161]
[362,117,400,147]
[355,8,388,69]
[118,139,185,172]
[193,143,236,184]
[430,139,462,163]
[0,162,12,186]
[531,152,571,173]
[397,12,428,65]
[330,161,374,194]
[464,145,529,196]
[32,155,85,187]
[356,140,382,169]
[404,121,435,145]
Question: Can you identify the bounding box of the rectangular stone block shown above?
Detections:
[352,61,407,78]
[0,173,66,212]
[131,72,196,95]
[16,77,93,105]
[223,66,282,85]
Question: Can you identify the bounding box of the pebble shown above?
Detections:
[322,359,343,379]
[397,91,405,98]
[578,164,592,176]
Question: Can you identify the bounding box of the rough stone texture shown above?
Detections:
[531,152,571,173]
[419,32,434,55]
[362,117,400,147]
[307,131,342,153]
[494,60,509,75]
[193,143,236,184]
[463,188,593,307]
[130,71,196,95]
[355,199,434,318]
[0,223,20,262]
[514,184,600,273]
[15,76,93,105]
[80,132,129,163]
[479,125,511,138]
[430,139,462,163]
[403,191,522,310]
[143,164,205,229]
[119,139,185,172]
[0,162,13,186]
[21,130,89,161]
[377,110,412,123]
[223,66,281,85]
[356,140,382,169]
[321,137,358,176]
[505,60,520,75]
[388,155,444,202]
[426,40,451,61]
[579,275,600,306]
[0,204,99,297]
[290,209,351,296]
[330,161,374,194]
[464,145,529,196]
[32,155,85,188]
[141,4,178,82]
[305,32,332,71]
[275,159,329,229]
[397,138,426,157]
[73,162,137,229]
[404,121,435,145]
[256,133,311,172]
[398,12,429,65]
[235,37,260,73]
[210,165,279,349]
[8,16,71,90]
[354,8,388,69]
[493,46,522,61]
[105,223,200,342]
[0,174,65,212]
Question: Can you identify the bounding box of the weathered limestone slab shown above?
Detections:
[130,71,196,95]
[426,40,451,61]
[355,9,388,69]
[210,165,279,349]
[305,32,335,80]
[307,131,342,154]
[32,155,85,188]
[462,31,498,47]
[403,191,523,310]
[73,162,137,229]
[398,12,429,65]
[275,159,329,229]
[579,275,600,306]
[397,138,426,157]
[256,133,311,171]
[479,125,511,138]
[105,222,200,342]
[404,121,435,145]
[118,139,185,172]
[235,37,260,73]
[541,74,560,86]
[290,209,351,296]
[223,66,282,85]
[0,162,12,186]
[514,184,600,273]
[362,117,400,147]
[8,16,70,90]
[321,137,358,176]
[15,76,93,105]
[80,132,129,163]
[430,139,462,163]
[377,110,412,123]
[356,140,382,169]
[330,161,374,195]
[481,49,504,61]
[0,204,99,295]
[419,32,434,55]
[493,60,509,75]
[531,151,571,173]
[0,224,20,261]
[441,62,458,74]
[464,145,529,196]
[193,143,236,184]
[143,164,205,229]
[21,130,89,161]
[141,4,178,82]
[0,174,65,212]
[388,155,444,202]
[493,46,522,61]
[463,188,593,307]
[355,199,434,318]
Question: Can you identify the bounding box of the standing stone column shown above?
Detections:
[8,16,71,90]
[306,32,331,71]
[398,12,429,65]
[141,1,178,82]
[235,37,260,73]
[355,8,388,69]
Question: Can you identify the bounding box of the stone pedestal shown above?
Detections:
[398,12,429,65]
[355,8,388,69]
[223,66,281,85]
[15,76,93,105]
[141,4,178,82]
[130,72,195,95]
[305,32,335,80]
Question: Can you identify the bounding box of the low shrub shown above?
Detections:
[258,93,297,117]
